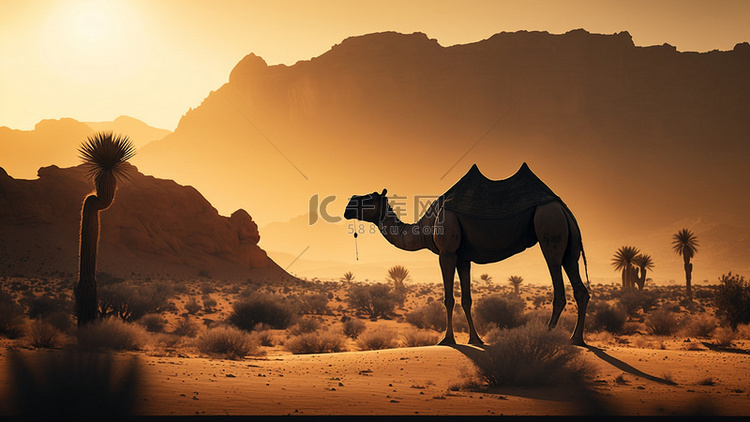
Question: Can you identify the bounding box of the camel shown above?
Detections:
[343,163,590,346]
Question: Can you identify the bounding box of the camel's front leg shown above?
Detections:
[457,259,483,345]
[438,252,457,345]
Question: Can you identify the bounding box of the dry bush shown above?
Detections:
[737,323,750,339]
[28,319,63,348]
[196,326,261,359]
[473,321,594,387]
[99,281,175,322]
[172,315,199,338]
[346,283,400,319]
[285,330,347,354]
[715,272,750,330]
[587,301,627,334]
[682,315,718,338]
[77,318,147,351]
[401,329,439,347]
[229,294,296,331]
[23,294,70,319]
[138,314,166,333]
[405,301,469,332]
[356,327,399,350]
[291,293,330,315]
[0,291,26,339]
[646,308,680,336]
[474,294,527,331]
[713,327,737,347]
[43,310,75,335]
[342,318,366,339]
[255,330,276,347]
[618,289,659,318]
[289,317,322,336]
[202,296,218,313]
[184,297,201,315]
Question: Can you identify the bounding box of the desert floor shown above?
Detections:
[1,276,749,417]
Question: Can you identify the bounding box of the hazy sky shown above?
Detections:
[2,0,749,131]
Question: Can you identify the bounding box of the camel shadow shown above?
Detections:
[583,345,677,385]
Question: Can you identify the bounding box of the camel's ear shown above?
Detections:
[381,188,387,197]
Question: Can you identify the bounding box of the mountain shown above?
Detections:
[129,29,750,284]
[0,116,170,180]
[85,115,171,149]
[0,164,292,281]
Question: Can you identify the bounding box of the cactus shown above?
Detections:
[75,132,135,326]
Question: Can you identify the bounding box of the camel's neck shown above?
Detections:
[377,202,432,252]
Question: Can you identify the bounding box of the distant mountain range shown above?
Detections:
[0,164,291,281]
[0,116,170,180]
[131,29,750,284]
[3,29,749,284]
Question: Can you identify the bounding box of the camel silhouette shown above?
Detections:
[344,163,590,346]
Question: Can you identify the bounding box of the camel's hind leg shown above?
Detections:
[563,211,590,346]
[534,202,569,331]
[457,259,483,345]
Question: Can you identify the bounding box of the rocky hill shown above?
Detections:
[130,29,750,283]
[0,164,290,281]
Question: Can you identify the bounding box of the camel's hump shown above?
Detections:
[442,162,560,218]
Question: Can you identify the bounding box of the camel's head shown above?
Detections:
[344,189,387,223]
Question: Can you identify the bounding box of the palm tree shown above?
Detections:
[75,132,135,326]
[479,273,493,284]
[341,271,355,283]
[612,246,640,290]
[386,265,410,296]
[508,275,523,295]
[672,228,699,301]
[633,254,654,291]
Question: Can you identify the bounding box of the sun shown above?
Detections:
[38,0,147,84]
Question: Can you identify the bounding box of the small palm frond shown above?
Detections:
[79,131,136,181]
[508,275,523,287]
[386,265,410,283]
[634,254,654,270]
[611,246,640,271]
[341,271,355,282]
[672,229,699,258]
[479,273,493,283]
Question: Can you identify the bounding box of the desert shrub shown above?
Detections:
[646,308,680,336]
[138,313,166,333]
[346,283,399,319]
[43,310,75,334]
[405,301,446,331]
[202,296,218,313]
[29,319,63,348]
[289,317,322,335]
[255,330,276,347]
[587,302,627,334]
[682,315,718,338]
[0,292,26,339]
[200,283,215,295]
[185,297,201,315]
[401,329,439,347]
[356,327,399,350]
[473,321,594,386]
[24,295,69,319]
[618,289,659,318]
[99,281,175,322]
[532,295,547,309]
[172,315,199,338]
[342,319,366,339]
[715,272,750,330]
[228,294,296,331]
[693,287,715,300]
[292,293,330,315]
[76,318,147,351]
[474,294,527,331]
[713,326,737,347]
[285,331,347,354]
[196,326,261,359]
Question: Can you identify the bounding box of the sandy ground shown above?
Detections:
[2,341,749,417]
